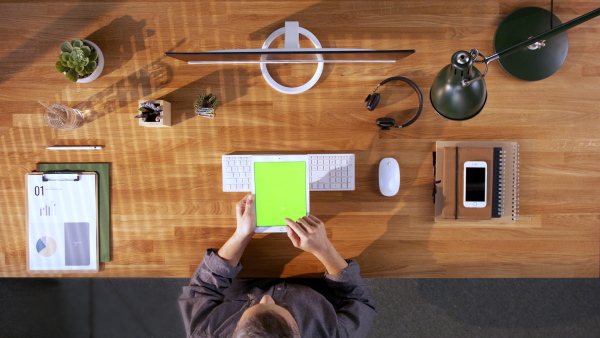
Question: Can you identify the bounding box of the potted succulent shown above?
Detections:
[55,38,104,83]
[136,100,171,127]
[194,93,218,118]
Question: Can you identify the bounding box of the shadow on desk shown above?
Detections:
[73,59,174,123]
[85,15,154,78]
[0,0,123,85]
[349,148,439,278]
[161,68,250,127]
[69,16,186,123]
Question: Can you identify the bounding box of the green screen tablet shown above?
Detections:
[251,155,309,233]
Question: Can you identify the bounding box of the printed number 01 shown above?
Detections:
[34,186,44,196]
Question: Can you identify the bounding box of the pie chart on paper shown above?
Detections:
[36,236,57,257]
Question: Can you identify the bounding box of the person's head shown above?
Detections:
[233,295,300,338]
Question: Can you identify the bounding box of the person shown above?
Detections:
[179,194,377,337]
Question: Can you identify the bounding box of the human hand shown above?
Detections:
[235,194,256,239]
[285,215,333,256]
[285,215,348,275]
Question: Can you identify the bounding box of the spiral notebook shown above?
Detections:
[434,141,520,223]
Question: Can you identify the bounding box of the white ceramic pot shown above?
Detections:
[76,40,104,83]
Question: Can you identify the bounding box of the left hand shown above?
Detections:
[235,194,256,239]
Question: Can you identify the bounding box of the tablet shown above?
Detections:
[251,155,309,233]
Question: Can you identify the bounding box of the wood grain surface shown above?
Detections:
[0,0,598,277]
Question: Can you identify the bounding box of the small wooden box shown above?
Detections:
[138,100,171,127]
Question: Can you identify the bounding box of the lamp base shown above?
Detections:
[494,7,568,81]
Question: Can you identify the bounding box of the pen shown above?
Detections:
[46,146,104,150]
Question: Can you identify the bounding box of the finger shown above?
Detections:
[236,195,249,216]
[237,194,249,206]
[296,217,314,233]
[244,194,255,215]
[286,224,300,247]
[307,214,324,227]
[302,215,318,227]
[285,218,307,238]
[307,214,321,223]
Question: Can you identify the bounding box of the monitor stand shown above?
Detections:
[260,22,324,94]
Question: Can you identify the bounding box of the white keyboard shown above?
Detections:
[222,154,355,192]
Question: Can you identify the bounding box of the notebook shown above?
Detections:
[38,163,111,262]
[434,141,520,223]
[441,147,495,220]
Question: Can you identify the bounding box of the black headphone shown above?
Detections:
[365,76,423,130]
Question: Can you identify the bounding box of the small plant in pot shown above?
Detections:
[55,38,104,83]
[194,93,218,118]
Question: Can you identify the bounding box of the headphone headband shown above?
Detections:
[377,76,413,88]
[367,76,424,130]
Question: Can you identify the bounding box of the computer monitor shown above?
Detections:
[165,48,415,64]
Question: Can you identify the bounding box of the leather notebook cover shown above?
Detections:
[38,162,111,262]
[441,147,493,220]
[442,147,457,219]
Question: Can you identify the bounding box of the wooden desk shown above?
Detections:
[1,0,598,277]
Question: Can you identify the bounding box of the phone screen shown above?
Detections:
[465,167,486,202]
[254,161,307,227]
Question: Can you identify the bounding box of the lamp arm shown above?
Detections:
[462,7,600,87]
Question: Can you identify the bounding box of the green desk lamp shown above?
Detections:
[430,7,600,121]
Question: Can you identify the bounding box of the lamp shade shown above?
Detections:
[430,51,487,121]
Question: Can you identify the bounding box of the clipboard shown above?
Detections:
[25,172,99,273]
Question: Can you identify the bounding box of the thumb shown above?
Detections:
[245,194,254,215]
[236,198,244,216]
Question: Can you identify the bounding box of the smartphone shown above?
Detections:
[463,161,487,208]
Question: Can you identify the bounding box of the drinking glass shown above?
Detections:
[39,101,84,129]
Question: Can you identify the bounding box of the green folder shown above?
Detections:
[37,163,111,262]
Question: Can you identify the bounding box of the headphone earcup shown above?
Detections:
[365,93,380,111]
[376,117,396,130]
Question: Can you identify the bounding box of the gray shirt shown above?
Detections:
[179,249,377,337]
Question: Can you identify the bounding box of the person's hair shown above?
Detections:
[233,310,300,338]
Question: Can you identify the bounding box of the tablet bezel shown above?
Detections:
[251,155,309,233]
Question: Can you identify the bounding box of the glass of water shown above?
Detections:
[38,100,84,129]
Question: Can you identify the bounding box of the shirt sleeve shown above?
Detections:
[178,248,242,337]
[323,259,377,338]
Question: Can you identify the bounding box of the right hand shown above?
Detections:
[285,215,332,256]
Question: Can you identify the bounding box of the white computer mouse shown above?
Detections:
[379,157,400,196]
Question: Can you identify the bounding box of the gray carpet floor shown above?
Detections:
[1,278,599,337]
